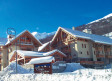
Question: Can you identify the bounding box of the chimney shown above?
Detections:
[72,26,75,30]
[83,29,92,34]
[7,35,15,42]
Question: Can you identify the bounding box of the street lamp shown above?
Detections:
[7,28,17,73]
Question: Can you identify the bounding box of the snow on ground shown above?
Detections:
[64,63,84,72]
[0,62,112,81]
[0,62,29,76]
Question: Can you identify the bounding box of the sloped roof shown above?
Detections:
[27,56,55,64]
[38,41,53,52]
[10,49,66,61]
[52,27,112,45]
[38,42,50,51]
[5,30,42,46]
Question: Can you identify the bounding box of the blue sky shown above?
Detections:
[0,0,112,37]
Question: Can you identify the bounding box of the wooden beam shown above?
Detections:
[24,57,25,64]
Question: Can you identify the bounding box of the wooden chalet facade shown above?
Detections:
[9,50,66,65]
[39,27,112,66]
[1,27,112,70]
[1,30,42,70]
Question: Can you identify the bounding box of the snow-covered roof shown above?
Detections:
[27,56,55,64]
[38,42,50,51]
[52,27,112,45]
[43,49,66,57]
[5,30,42,46]
[10,49,66,60]
[15,50,44,57]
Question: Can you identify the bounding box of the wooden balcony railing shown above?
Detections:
[94,61,104,64]
[0,60,1,64]
[96,54,105,58]
[80,61,94,65]
[80,61,104,65]
[61,49,71,53]
[0,55,1,59]
[106,55,112,58]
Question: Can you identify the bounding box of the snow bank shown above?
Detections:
[64,63,84,72]
[0,62,29,76]
[0,63,112,81]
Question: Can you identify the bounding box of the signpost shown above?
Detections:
[7,28,17,73]
[34,63,52,74]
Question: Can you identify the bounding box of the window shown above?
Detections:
[26,38,30,40]
[87,51,89,55]
[82,44,83,48]
[17,40,19,43]
[21,37,25,39]
[80,51,82,54]
[85,44,86,48]
[94,51,96,55]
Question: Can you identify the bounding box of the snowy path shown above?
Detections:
[0,70,112,81]
[0,62,112,81]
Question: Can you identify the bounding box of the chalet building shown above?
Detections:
[0,45,3,70]
[0,30,66,70]
[0,41,6,70]
[10,49,66,65]
[1,30,42,70]
[39,27,112,67]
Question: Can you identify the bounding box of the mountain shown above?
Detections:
[32,31,55,44]
[33,13,112,44]
[40,13,112,43]
[1,13,112,44]
[103,32,112,39]
[76,13,112,35]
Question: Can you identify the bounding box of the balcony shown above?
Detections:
[94,61,104,64]
[96,54,105,58]
[106,55,112,58]
[61,49,71,53]
[80,61,94,65]
[80,61,104,65]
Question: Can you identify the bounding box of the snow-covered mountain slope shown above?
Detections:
[88,13,112,24]
[76,13,112,35]
[32,31,56,40]
[103,32,112,39]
